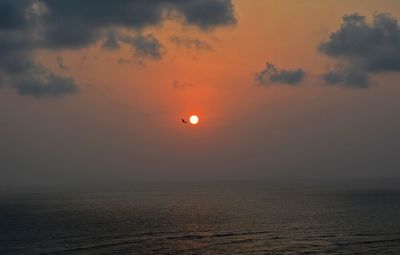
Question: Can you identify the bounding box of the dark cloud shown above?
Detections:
[170,35,213,51]
[0,0,30,29]
[131,34,165,60]
[172,0,237,30]
[0,0,236,98]
[40,0,236,49]
[0,0,78,97]
[255,63,305,86]
[40,0,163,49]
[320,13,400,87]
[102,31,121,50]
[322,65,370,88]
[12,73,78,98]
[116,33,165,60]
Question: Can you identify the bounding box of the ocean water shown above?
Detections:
[1,182,400,254]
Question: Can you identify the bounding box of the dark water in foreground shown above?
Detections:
[1,182,400,254]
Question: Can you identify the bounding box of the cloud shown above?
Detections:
[170,35,213,51]
[172,0,237,30]
[116,33,165,60]
[12,73,78,98]
[0,0,237,98]
[102,31,121,50]
[321,65,370,88]
[40,0,236,49]
[320,13,400,87]
[0,0,30,29]
[255,63,305,86]
[131,34,165,60]
[0,0,78,97]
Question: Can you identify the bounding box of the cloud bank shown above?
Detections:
[0,0,78,97]
[320,13,400,88]
[0,0,237,97]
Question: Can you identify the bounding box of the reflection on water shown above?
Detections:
[1,183,400,254]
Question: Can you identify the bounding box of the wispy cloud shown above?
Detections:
[172,80,195,90]
[170,35,213,51]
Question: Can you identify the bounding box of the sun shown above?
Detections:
[189,115,199,125]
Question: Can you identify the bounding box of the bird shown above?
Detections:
[181,118,187,124]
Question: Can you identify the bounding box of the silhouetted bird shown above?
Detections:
[181,118,187,124]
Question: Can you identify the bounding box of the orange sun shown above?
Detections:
[189,115,199,125]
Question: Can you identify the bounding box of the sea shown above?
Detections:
[1,181,400,254]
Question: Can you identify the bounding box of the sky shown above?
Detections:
[1,0,400,187]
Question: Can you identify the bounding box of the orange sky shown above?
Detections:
[35,0,400,123]
[2,0,400,185]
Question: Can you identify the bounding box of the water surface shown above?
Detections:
[1,182,400,254]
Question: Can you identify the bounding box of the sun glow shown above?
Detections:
[189,115,199,125]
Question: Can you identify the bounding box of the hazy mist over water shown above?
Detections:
[1,181,400,254]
